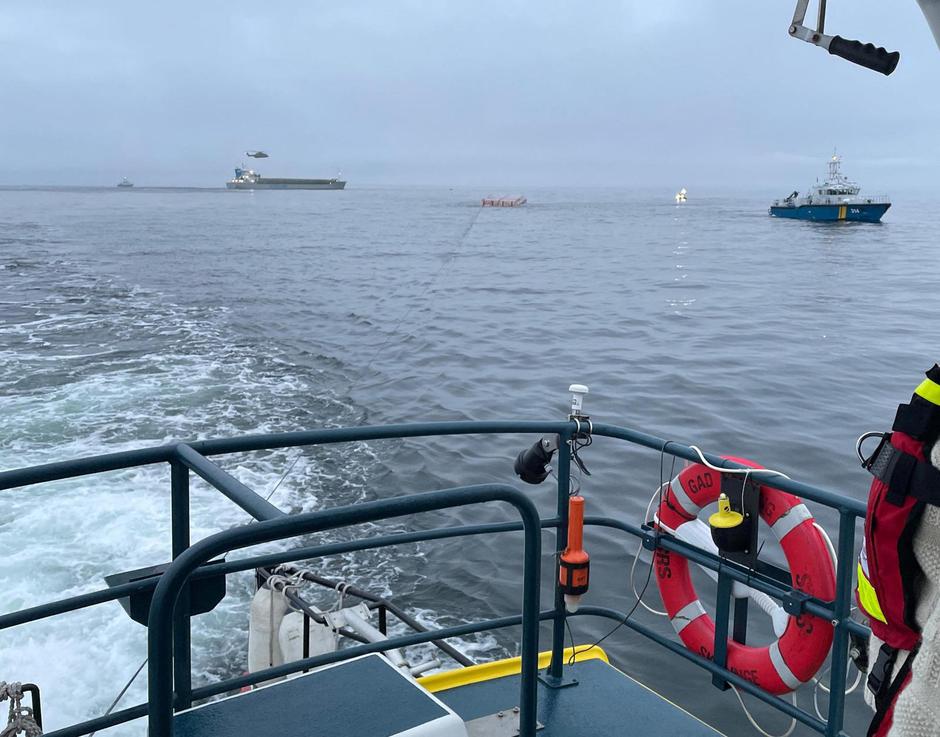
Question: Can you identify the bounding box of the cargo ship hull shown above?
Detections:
[226,178,346,190]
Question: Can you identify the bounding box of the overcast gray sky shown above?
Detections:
[2,1,937,188]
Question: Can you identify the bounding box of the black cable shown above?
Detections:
[566,442,677,665]
[261,206,482,508]
[88,657,148,737]
[565,617,577,660]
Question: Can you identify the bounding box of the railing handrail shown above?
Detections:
[0,421,576,492]
[0,420,866,517]
[145,483,543,737]
[590,423,867,517]
[1,419,869,737]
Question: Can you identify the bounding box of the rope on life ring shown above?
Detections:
[654,457,836,695]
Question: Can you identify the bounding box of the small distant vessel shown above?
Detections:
[117,177,134,188]
[481,195,527,207]
[769,154,890,222]
[226,167,346,190]
[675,188,687,203]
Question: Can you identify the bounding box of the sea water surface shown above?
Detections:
[1,185,936,736]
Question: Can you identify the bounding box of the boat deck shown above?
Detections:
[173,653,723,737]
[437,657,723,737]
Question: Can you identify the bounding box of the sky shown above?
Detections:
[1,1,938,188]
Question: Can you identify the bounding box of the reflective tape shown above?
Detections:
[668,475,701,517]
[670,599,706,635]
[856,560,887,624]
[915,377,940,407]
[768,640,803,691]
[858,539,871,578]
[770,503,812,542]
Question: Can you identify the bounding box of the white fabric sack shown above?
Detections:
[880,442,940,736]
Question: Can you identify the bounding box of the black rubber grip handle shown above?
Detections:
[828,35,900,75]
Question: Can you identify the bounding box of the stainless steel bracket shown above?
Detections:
[465,708,544,737]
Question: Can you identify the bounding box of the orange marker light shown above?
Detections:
[559,495,590,612]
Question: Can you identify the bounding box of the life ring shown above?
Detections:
[654,457,836,695]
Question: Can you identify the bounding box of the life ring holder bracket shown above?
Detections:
[648,522,823,611]
[640,523,817,615]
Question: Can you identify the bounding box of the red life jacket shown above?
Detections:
[857,365,940,737]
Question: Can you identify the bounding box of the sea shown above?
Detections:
[1,185,936,736]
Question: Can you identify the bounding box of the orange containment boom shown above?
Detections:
[481,195,527,207]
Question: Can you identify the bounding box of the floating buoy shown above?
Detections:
[708,493,749,552]
[559,495,590,612]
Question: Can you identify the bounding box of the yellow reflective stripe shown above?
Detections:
[419,645,608,693]
[857,562,887,623]
[915,378,940,406]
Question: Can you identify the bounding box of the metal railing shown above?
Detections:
[0,420,869,737]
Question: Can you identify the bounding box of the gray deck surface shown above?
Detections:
[173,656,723,737]
[436,659,725,737]
[174,654,447,737]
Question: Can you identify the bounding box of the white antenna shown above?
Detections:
[569,384,589,417]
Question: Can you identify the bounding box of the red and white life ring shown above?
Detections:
[654,457,836,695]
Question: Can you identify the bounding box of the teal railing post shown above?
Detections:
[826,510,857,737]
[546,426,573,682]
[711,565,734,690]
[170,460,192,710]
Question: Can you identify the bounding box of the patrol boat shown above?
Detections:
[0,385,870,737]
[769,154,890,222]
[226,166,346,190]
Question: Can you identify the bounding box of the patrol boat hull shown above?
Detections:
[769,203,890,222]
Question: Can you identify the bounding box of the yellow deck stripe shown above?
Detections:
[418,646,608,693]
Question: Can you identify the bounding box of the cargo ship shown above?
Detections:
[226,167,346,190]
[769,154,889,222]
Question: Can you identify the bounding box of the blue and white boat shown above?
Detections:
[769,154,890,222]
